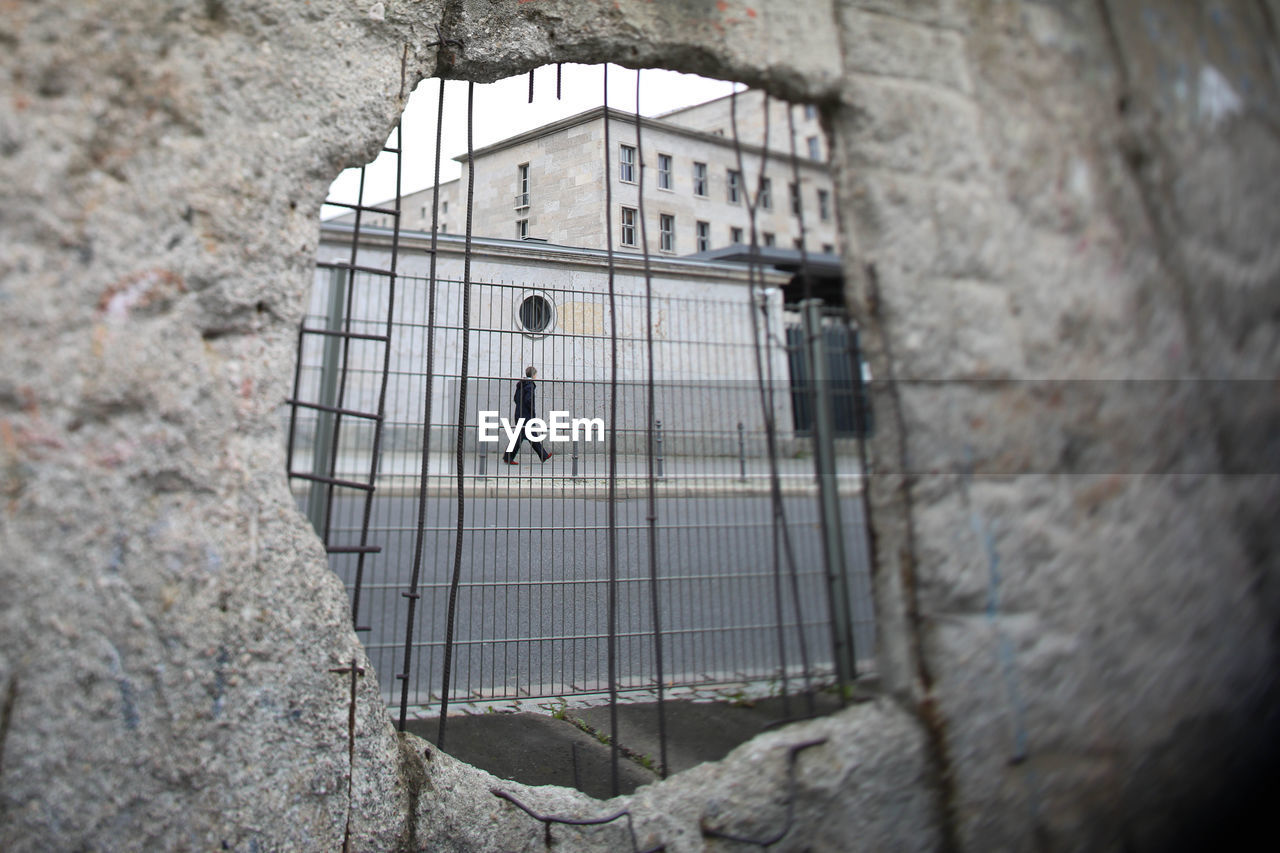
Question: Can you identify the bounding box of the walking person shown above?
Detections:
[502,366,553,464]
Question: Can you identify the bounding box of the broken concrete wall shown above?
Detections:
[835,0,1280,848]
[1,0,1275,850]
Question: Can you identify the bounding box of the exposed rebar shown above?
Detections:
[729,88,816,715]
[399,78,448,732]
[436,80,476,749]
[602,62,622,798]
[633,67,669,778]
[490,788,666,853]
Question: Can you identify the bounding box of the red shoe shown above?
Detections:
[503,457,519,465]
[542,452,553,462]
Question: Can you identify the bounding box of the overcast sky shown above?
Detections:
[322,63,740,216]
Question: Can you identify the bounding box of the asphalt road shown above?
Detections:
[312,492,874,707]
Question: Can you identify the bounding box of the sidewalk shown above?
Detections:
[403,679,878,799]
[291,450,864,498]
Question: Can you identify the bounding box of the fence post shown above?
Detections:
[306,267,347,537]
[737,421,746,481]
[655,419,665,480]
[572,438,579,477]
[802,298,856,690]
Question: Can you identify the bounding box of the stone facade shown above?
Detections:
[345,94,838,256]
[2,1,1277,851]
[310,225,794,456]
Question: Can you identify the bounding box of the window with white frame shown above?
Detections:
[693,161,708,196]
[760,177,772,209]
[619,145,636,183]
[789,182,801,215]
[762,232,776,247]
[727,169,743,204]
[730,226,744,244]
[658,153,672,190]
[805,104,817,120]
[807,136,821,160]
[620,206,637,246]
[516,218,529,239]
[818,188,831,221]
[516,163,530,209]
[659,214,675,252]
[696,220,710,252]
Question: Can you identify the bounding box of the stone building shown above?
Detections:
[308,222,796,458]
[3,1,1279,851]
[345,90,839,257]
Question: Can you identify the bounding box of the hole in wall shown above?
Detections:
[288,63,877,799]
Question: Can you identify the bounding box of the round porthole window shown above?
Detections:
[518,294,554,335]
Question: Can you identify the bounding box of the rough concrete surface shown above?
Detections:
[1,0,1277,850]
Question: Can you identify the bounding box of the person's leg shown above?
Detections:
[521,423,549,461]
[504,424,526,463]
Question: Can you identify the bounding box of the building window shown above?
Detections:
[789,182,801,215]
[519,294,554,334]
[762,232,776,247]
[760,177,772,209]
[440,223,447,233]
[805,104,817,120]
[696,220,711,252]
[818,189,831,221]
[807,136,821,161]
[727,169,743,204]
[660,214,675,252]
[442,200,448,214]
[620,206,637,246]
[731,226,744,244]
[658,154,672,190]
[515,163,530,209]
[620,145,636,183]
[421,205,428,219]
[822,243,834,254]
[516,219,529,239]
[793,238,804,249]
[693,162,708,196]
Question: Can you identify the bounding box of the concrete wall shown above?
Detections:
[1,0,1276,851]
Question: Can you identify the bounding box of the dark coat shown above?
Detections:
[513,378,536,420]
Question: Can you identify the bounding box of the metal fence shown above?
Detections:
[288,268,876,708]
